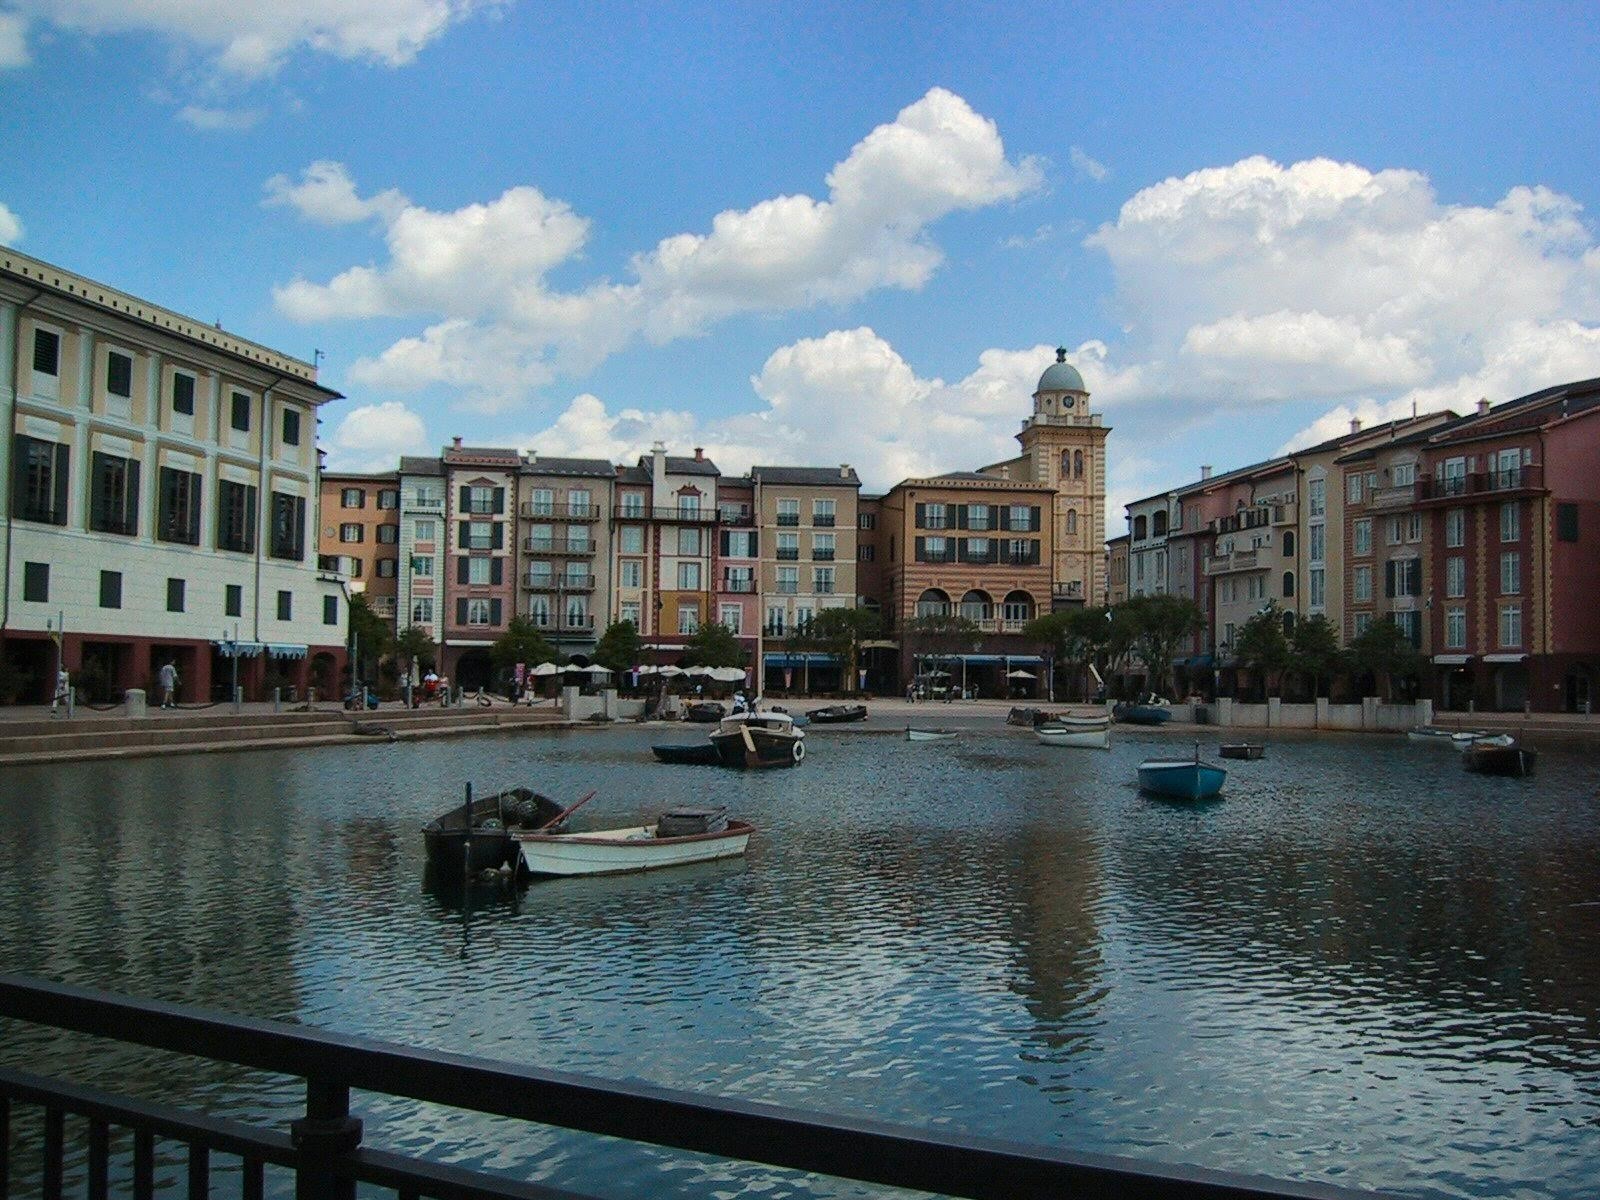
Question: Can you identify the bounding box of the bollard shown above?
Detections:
[125,688,148,718]
[68,688,75,719]
[233,685,243,714]
[273,687,282,714]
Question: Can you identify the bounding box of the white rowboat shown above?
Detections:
[1035,723,1110,749]
[515,820,753,878]
[907,728,958,742]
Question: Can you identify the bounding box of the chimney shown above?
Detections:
[1350,416,1363,435]
[1477,397,1491,416]
[1200,465,1212,480]
[451,436,463,449]
[840,464,851,478]
[693,446,704,461]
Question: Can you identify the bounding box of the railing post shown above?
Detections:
[291,1079,362,1200]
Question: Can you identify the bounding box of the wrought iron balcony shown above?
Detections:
[1417,464,1543,504]
[812,549,835,561]
[812,514,836,527]
[520,501,600,520]
[776,547,800,561]
[721,578,757,593]
[776,513,800,527]
[522,574,595,592]
[611,505,719,522]
[523,536,595,555]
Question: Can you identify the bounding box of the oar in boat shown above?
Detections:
[532,789,598,832]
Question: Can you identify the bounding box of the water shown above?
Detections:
[2,724,1599,1199]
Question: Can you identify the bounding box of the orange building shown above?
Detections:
[317,471,400,631]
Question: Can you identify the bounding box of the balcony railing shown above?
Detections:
[719,508,756,526]
[523,575,595,592]
[1054,582,1085,599]
[403,496,444,513]
[721,578,757,593]
[1369,484,1416,508]
[814,583,836,595]
[1204,549,1260,575]
[611,505,719,522]
[776,513,800,527]
[520,501,600,520]
[774,582,799,595]
[812,514,836,527]
[530,613,596,632]
[776,548,800,561]
[1418,464,1543,503]
[812,549,835,561]
[523,537,595,555]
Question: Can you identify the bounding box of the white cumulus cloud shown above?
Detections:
[1069,146,1108,182]
[177,105,266,132]
[323,400,430,471]
[271,88,1043,411]
[0,201,22,244]
[0,11,30,68]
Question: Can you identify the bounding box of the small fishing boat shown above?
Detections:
[1035,722,1109,749]
[1450,732,1515,752]
[684,701,726,723]
[907,728,958,742]
[422,785,572,881]
[1407,725,1505,748]
[1218,743,1265,761]
[1115,701,1173,726]
[516,807,753,878]
[1138,749,1226,800]
[1008,706,1055,727]
[1463,743,1538,777]
[806,703,868,724]
[709,710,806,768]
[651,742,722,765]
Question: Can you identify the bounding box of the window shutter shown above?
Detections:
[458,486,470,512]
[127,459,141,534]
[914,536,925,561]
[456,598,469,626]
[491,558,504,585]
[10,438,26,515]
[1384,561,1396,598]
[457,520,469,548]
[956,506,968,530]
[914,503,925,527]
[1029,507,1041,532]
[998,506,1011,531]
[490,599,502,626]
[493,487,505,513]
[457,556,470,585]
[53,444,70,524]
[492,522,504,550]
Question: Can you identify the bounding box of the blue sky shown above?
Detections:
[3,1,1598,519]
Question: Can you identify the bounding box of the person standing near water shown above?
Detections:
[51,667,71,716]
[158,660,179,708]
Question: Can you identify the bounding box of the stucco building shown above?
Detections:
[318,470,400,629]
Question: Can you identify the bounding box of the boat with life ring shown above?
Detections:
[708,710,807,768]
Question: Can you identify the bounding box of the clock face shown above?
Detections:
[1065,397,1075,408]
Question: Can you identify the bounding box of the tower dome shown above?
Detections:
[1037,346,1085,394]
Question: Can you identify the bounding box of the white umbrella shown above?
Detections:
[683,665,713,677]
[583,664,612,676]
[530,662,562,677]
[635,664,657,675]
[710,666,747,682]
[1006,669,1036,680]
[657,665,686,677]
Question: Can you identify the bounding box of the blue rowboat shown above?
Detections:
[1138,756,1226,800]
[1116,703,1173,725]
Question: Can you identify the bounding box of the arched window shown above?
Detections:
[1066,508,1078,536]
[1002,590,1035,622]
[1283,571,1296,598]
[1152,510,1168,537]
[915,588,951,618]
[1282,611,1296,636]
[1133,515,1148,540]
[1282,530,1296,556]
[1073,450,1084,479]
[959,590,993,621]
[1061,450,1072,478]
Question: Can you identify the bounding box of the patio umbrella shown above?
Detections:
[635,664,657,675]
[710,666,747,682]
[530,662,562,677]
[657,665,686,677]
[683,665,713,677]
[1006,669,1036,680]
[583,664,612,676]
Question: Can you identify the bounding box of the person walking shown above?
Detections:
[158,660,179,708]
[51,667,71,717]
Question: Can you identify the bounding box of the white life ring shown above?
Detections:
[790,740,806,764]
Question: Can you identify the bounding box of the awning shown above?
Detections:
[214,640,264,658]
[1178,654,1215,669]
[1432,654,1473,666]
[941,654,1045,665]
[266,643,307,660]
[764,652,840,665]
[1483,653,1528,664]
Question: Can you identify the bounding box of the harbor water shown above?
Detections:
[2,722,1598,1198]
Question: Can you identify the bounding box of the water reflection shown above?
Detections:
[1,726,1598,1198]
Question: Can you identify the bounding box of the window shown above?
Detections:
[858,512,876,530]
[1353,519,1370,556]
[348,560,363,578]
[678,561,701,590]
[324,595,339,625]
[341,488,366,508]
[621,560,643,588]
[281,409,301,447]
[230,391,251,432]
[1446,607,1466,649]
[621,493,645,517]
[765,605,786,634]
[1500,501,1520,542]
[339,524,364,543]
[463,521,494,550]
[813,533,836,560]
[722,529,756,557]
[964,537,992,563]
[166,578,185,613]
[1009,505,1034,531]
[777,498,800,526]
[106,352,133,398]
[157,467,202,545]
[568,490,592,517]
[1392,462,1416,487]
[677,606,700,635]
[776,567,799,594]
[795,606,814,631]
[777,532,799,560]
[374,558,396,579]
[467,557,492,585]
[1500,552,1521,595]
[528,596,553,626]
[467,599,492,626]
[814,567,836,594]
[620,525,644,554]
[411,598,433,624]
[23,562,48,603]
[33,329,60,378]
[676,493,701,518]
[412,556,433,577]
[1395,610,1422,648]
[719,605,743,634]
[100,571,122,609]
[1353,565,1371,602]
[1446,509,1465,548]
[1446,556,1465,598]
[216,481,256,552]
[377,490,399,510]
[1283,529,1296,556]
[463,486,500,515]
[277,590,292,621]
[1309,567,1326,608]
[1308,478,1325,517]
[1406,513,1423,543]
[1309,524,1325,562]
[414,519,436,542]
[1499,604,1522,648]
[89,452,140,536]
[1133,515,1148,541]
[270,492,306,560]
[679,527,702,556]
[1352,612,1372,637]
[1557,503,1579,543]
[13,436,68,525]
[918,536,950,563]
[226,584,243,617]
[529,488,553,516]
[1347,474,1363,504]
[1247,575,1265,602]
[724,566,754,593]
[1385,558,1422,597]
[620,602,641,627]
[1283,570,1296,598]
[966,504,992,531]
[1386,516,1402,546]
[171,373,195,416]
[859,545,875,562]
[375,525,398,545]
[813,498,836,526]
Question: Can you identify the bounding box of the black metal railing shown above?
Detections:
[0,973,1393,1200]
[611,506,718,522]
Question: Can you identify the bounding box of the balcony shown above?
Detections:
[812,549,835,561]
[523,575,595,592]
[521,501,600,520]
[763,623,787,637]
[721,578,757,593]
[523,536,596,555]
[1369,484,1416,508]
[814,583,837,595]
[812,514,836,527]
[774,582,799,595]
[776,547,800,561]
[1418,464,1544,505]
[530,613,597,633]
[719,508,755,527]
[1053,582,1085,600]
[404,496,444,514]
[611,505,719,523]
[776,513,800,527]
[1204,549,1260,575]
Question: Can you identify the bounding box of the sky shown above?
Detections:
[3,1,1598,525]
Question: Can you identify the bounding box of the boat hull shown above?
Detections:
[1464,745,1538,777]
[1036,724,1109,749]
[1116,705,1173,725]
[422,788,567,881]
[1138,760,1227,800]
[516,820,754,877]
[651,742,722,765]
[906,729,957,742]
[709,725,805,768]
[1218,743,1265,761]
[1450,733,1514,752]
[806,705,868,723]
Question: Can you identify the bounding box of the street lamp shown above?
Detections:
[222,623,240,711]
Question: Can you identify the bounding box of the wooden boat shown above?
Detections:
[516,809,753,878]
[1035,722,1109,749]
[1008,706,1055,727]
[1450,732,1515,752]
[708,711,806,768]
[1137,754,1226,800]
[1463,743,1538,777]
[423,785,569,881]
[651,742,722,765]
[1053,713,1113,728]
[1407,725,1500,748]
[1218,743,1265,761]
[1115,702,1173,726]
[907,728,958,742]
[684,701,726,723]
[806,703,868,723]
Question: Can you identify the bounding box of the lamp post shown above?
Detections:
[222,622,240,712]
